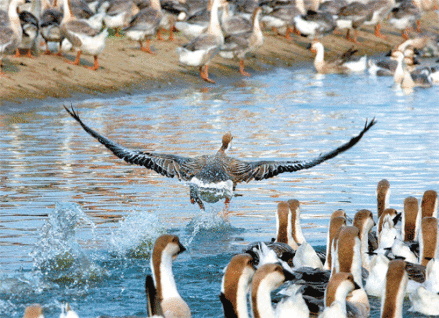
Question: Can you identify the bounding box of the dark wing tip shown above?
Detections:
[64,104,81,122]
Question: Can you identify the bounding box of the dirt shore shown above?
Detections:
[1,13,438,105]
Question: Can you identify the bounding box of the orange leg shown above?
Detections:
[14,48,21,58]
[239,60,250,76]
[272,27,279,34]
[346,29,359,43]
[293,26,301,36]
[200,65,215,83]
[168,27,175,41]
[114,27,121,37]
[44,42,52,55]
[285,27,293,40]
[67,50,81,65]
[56,41,63,57]
[402,28,409,39]
[156,28,164,41]
[140,40,154,54]
[374,23,387,39]
[416,19,421,33]
[25,49,34,58]
[84,55,99,70]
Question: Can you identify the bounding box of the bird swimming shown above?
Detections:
[64,105,376,210]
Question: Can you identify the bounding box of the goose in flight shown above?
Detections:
[64,105,376,210]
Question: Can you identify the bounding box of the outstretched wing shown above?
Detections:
[64,105,204,181]
[230,119,376,183]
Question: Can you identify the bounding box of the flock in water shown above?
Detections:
[21,182,439,318]
[1,0,439,85]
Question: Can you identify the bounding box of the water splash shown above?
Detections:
[184,210,234,247]
[109,211,165,259]
[30,202,108,286]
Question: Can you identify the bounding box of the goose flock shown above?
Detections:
[1,0,439,85]
[22,182,439,317]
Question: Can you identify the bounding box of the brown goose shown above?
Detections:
[64,105,376,210]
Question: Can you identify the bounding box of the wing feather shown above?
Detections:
[231,119,376,183]
[64,105,203,180]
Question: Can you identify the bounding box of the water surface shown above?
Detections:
[1,65,438,317]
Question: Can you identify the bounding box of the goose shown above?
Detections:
[293,9,336,39]
[388,0,421,39]
[418,216,438,266]
[40,0,65,56]
[64,105,375,210]
[260,4,302,40]
[102,0,139,37]
[380,260,408,318]
[176,0,223,83]
[364,253,390,296]
[61,0,109,70]
[352,209,375,271]
[363,0,395,39]
[323,212,347,270]
[158,0,188,41]
[376,179,390,219]
[402,196,420,242]
[333,226,363,287]
[220,254,256,318]
[123,0,162,53]
[146,234,191,318]
[220,2,252,36]
[335,2,374,43]
[219,7,262,76]
[308,41,367,74]
[318,272,361,318]
[409,258,439,315]
[251,263,309,318]
[421,190,438,218]
[0,0,30,76]
[23,304,45,318]
[18,10,39,58]
[174,0,211,40]
[368,48,420,76]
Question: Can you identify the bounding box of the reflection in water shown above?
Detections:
[0,66,438,317]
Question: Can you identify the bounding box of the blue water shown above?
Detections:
[1,64,438,317]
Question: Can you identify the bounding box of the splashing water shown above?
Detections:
[30,202,108,286]
[184,211,235,247]
[109,211,165,259]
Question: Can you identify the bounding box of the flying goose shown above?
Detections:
[64,106,376,210]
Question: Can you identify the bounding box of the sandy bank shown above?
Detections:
[0,12,438,105]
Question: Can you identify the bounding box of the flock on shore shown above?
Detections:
[1,0,439,85]
[21,182,439,318]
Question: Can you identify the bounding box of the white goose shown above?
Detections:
[61,0,108,70]
[308,41,367,74]
[0,0,30,76]
[409,258,439,315]
[177,0,224,83]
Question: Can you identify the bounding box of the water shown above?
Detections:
[1,64,439,317]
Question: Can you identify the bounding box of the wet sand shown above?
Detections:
[0,12,438,105]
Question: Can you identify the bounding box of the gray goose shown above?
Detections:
[64,105,376,210]
[219,7,263,76]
